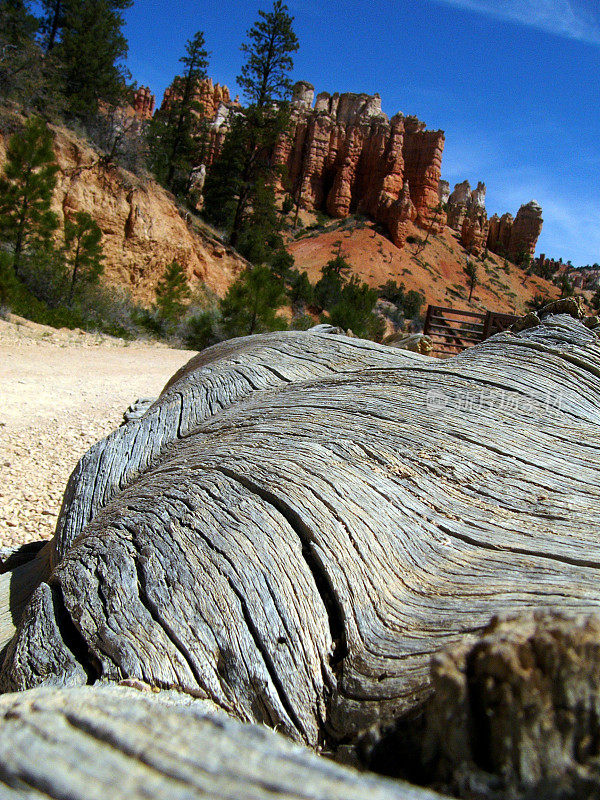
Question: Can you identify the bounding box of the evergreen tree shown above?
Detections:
[379,279,406,306]
[313,249,351,310]
[164,32,209,192]
[64,210,103,305]
[327,274,384,340]
[464,259,478,302]
[203,1,298,247]
[39,0,131,52]
[287,268,313,308]
[526,293,549,313]
[201,110,247,231]
[0,0,49,105]
[148,31,209,192]
[220,264,286,337]
[0,117,59,278]
[58,0,131,119]
[238,0,299,108]
[0,0,37,45]
[557,274,574,298]
[233,176,294,275]
[39,0,64,51]
[154,260,190,323]
[403,289,424,319]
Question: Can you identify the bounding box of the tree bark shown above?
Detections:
[2,309,600,766]
[0,685,446,799]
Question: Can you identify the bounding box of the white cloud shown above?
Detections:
[431,0,600,45]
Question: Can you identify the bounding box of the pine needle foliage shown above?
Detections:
[0,116,59,278]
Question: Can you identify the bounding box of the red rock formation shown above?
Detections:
[161,77,232,120]
[446,180,471,232]
[508,201,543,262]
[188,79,446,249]
[487,201,543,263]
[487,212,514,256]
[271,84,445,248]
[447,181,489,254]
[132,86,155,120]
[402,117,445,231]
[460,213,487,255]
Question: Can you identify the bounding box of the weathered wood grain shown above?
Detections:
[0,544,51,658]
[2,315,600,753]
[0,685,446,799]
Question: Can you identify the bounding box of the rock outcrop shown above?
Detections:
[486,212,514,257]
[271,83,446,247]
[0,120,245,302]
[487,200,543,263]
[201,81,445,248]
[161,76,233,120]
[446,180,489,255]
[508,200,543,261]
[132,86,155,120]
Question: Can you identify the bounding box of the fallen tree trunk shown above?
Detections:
[2,311,600,757]
[0,685,444,799]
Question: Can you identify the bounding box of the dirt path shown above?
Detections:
[0,316,192,548]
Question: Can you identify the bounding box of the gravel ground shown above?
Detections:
[0,315,192,548]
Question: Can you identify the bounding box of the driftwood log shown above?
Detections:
[2,308,600,796]
[0,685,444,799]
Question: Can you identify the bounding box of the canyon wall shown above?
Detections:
[272,83,446,247]
[0,122,245,302]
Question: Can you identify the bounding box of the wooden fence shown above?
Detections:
[423,306,518,356]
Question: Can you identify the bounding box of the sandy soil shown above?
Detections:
[288,220,558,315]
[0,316,192,548]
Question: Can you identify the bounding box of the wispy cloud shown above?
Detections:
[430,0,600,45]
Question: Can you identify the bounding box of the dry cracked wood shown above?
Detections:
[2,316,600,752]
[0,685,445,799]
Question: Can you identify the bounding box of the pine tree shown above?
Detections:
[313,249,351,310]
[0,0,48,104]
[39,0,131,52]
[64,211,103,305]
[164,31,209,192]
[58,0,131,119]
[464,259,478,302]
[220,264,286,337]
[0,0,38,45]
[0,117,59,278]
[39,0,63,51]
[204,1,298,247]
[154,260,190,323]
[327,274,384,340]
[238,0,299,108]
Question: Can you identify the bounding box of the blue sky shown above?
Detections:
[124,0,600,266]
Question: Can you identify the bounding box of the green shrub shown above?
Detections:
[290,313,314,331]
[181,307,222,351]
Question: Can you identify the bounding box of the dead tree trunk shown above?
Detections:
[1,304,600,790]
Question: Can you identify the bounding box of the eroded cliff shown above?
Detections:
[0,119,245,303]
